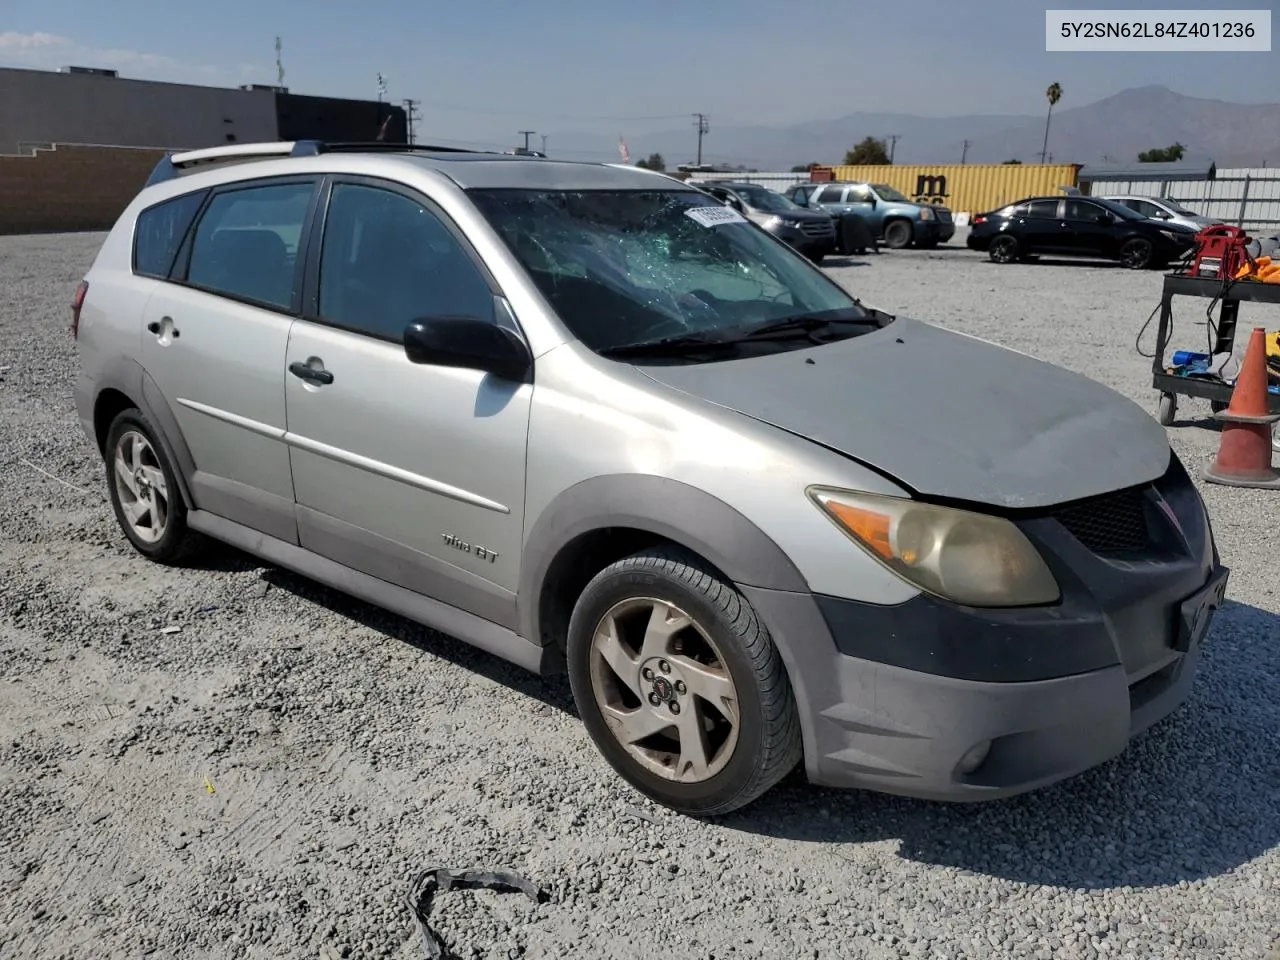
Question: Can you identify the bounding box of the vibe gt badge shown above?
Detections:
[441,533,499,564]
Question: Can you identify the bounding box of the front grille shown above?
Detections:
[1050,486,1151,554]
[800,220,834,238]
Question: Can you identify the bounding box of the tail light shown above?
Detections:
[971,214,988,225]
[72,280,88,339]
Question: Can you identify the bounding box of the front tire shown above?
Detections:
[1120,237,1154,270]
[566,546,802,817]
[883,220,913,250]
[104,408,203,564]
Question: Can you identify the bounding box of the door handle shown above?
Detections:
[147,317,179,338]
[289,360,334,385]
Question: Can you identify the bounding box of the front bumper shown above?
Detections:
[772,223,836,256]
[742,455,1228,801]
[916,218,954,243]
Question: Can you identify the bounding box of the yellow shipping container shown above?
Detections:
[826,164,1082,215]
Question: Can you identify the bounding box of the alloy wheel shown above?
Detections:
[1121,239,1152,269]
[588,597,740,784]
[112,429,170,544]
[990,236,1018,263]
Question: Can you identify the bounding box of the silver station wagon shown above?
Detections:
[72,141,1228,815]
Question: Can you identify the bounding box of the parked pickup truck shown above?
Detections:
[786,181,955,249]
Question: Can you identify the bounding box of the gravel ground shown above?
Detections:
[1,229,1277,960]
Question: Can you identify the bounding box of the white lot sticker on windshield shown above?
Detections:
[685,205,747,228]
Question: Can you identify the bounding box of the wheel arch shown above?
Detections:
[89,359,198,510]
[518,475,809,652]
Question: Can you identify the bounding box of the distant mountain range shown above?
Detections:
[543,86,1279,171]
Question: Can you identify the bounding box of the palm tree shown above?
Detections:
[1040,82,1062,164]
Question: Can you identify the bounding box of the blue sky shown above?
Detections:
[3,0,1275,154]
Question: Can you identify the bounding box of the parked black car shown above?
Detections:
[966,195,1198,269]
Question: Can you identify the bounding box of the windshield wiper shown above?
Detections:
[598,331,737,358]
[726,313,882,341]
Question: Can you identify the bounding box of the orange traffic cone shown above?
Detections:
[1203,326,1280,489]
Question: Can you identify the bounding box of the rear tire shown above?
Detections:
[565,546,802,817]
[989,234,1020,264]
[883,220,913,250]
[104,408,204,564]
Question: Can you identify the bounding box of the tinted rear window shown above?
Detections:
[133,191,207,279]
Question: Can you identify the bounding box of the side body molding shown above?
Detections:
[517,474,811,646]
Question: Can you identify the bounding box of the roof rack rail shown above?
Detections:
[143,139,512,187]
[289,140,497,156]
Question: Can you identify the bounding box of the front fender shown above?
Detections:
[516,474,809,645]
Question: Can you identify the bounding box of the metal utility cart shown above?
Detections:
[1152,273,1280,426]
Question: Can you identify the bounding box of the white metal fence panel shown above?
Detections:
[1088,168,1280,233]
[684,172,805,192]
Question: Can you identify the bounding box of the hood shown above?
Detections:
[636,317,1171,510]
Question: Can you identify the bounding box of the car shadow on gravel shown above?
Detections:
[716,597,1280,891]
[256,566,578,713]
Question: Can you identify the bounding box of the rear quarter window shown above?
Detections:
[133,191,208,279]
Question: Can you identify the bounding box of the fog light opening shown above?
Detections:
[956,739,992,776]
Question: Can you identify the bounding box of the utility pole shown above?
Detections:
[960,139,970,164]
[540,134,548,155]
[274,36,285,87]
[402,98,420,144]
[693,113,710,166]
[518,130,536,152]
[886,134,900,163]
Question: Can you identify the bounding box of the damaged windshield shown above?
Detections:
[467,188,875,356]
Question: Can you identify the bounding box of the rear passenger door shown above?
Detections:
[139,176,319,544]
[1017,199,1065,254]
[282,177,532,629]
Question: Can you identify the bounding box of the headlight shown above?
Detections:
[1160,229,1187,243]
[807,487,1060,607]
[918,207,933,221]
[763,216,783,229]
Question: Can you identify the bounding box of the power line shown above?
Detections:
[693,113,709,166]
[404,97,695,124]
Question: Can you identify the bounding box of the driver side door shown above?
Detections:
[282,176,532,629]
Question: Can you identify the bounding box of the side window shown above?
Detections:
[1027,199,1060,219]
[185,181,314,310]
[1134,200,1162,218]
[816,185,845,203]
[133,191,206,279]
[848,186,873,203]
[1064,199,1104,221]
[317,183,495,343]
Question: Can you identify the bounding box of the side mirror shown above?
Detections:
[403,316,532,383]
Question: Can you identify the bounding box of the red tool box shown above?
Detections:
[1190,224,1251,280]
